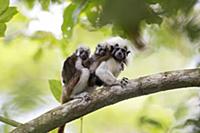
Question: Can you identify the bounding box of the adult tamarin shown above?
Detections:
[94,37,131,87]
[58,46,91,133]
[61,46,90,103]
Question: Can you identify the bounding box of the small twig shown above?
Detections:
[80,117,83,133]
[0,116,22,127]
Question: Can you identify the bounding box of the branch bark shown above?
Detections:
[11,68,200,133]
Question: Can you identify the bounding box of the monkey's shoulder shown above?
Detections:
[97,52,111,61]
[82,57,93,68]
[91,54,111,65]
[62,54,78,84]
[82,55,104,68]
[64,54,77,65]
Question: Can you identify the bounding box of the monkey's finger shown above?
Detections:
[120,80,129,88]
[72,92,91,102]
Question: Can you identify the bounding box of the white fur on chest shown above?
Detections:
[75,57,84,70]
[71,69,90,96]
[95,57,123,85]
[106,58,122,77]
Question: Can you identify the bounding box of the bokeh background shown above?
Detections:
[0,0,200,133]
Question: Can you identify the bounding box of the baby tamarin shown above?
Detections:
[87,43,112,87]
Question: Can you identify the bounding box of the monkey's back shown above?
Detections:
[62,54,77,84]
[88,53,111,87]
[89,53,111,72]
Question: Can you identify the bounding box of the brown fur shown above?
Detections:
[62,53,77,85]
[61,71,81,103]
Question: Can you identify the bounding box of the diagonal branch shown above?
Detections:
[11,69,200,133]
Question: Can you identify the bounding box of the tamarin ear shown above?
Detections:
[110,45,114,52]
[75,49,79,56]
[87,49,91,54]
[124,46,127,50]
[127,51,131,55]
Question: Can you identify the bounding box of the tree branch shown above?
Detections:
[11,68,200,133]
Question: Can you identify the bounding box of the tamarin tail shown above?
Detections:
[58,124,65,133]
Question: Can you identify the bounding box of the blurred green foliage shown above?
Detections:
[0,0,200,133]
[18,0,64,9]
[60,0,199,48]
[0,0,17,36]
[49,79,62,102]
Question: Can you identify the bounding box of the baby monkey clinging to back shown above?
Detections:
[87,43,112,87]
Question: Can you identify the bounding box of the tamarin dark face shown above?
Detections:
[111,44,130,62]
[76,46,90,60]
[95,44,108,56]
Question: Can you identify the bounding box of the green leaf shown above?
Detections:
[33,48,43,61]
[48,79,62,102]
[51,0,62,3]
[157,0,197,16]
[0,7,18,23]
[145,0,160,4]
[185,18,200,42]
[174,103,188,120]
[62,1,88,39]
[62,3,78,39]
[0,23,6,37]
[24,0,35,9]
[70,0,83,4]
[84,0,104,27]
[139,116,164,129]
[0,0,9,15]
[39,0,50,10]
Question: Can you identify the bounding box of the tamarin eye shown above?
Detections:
[115,43,119,47]
[116,48,120,51]
[97,44,101,47]
[80,50,85,54]
[121,49,126,52]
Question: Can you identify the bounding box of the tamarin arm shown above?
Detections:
[90,54,111,73]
